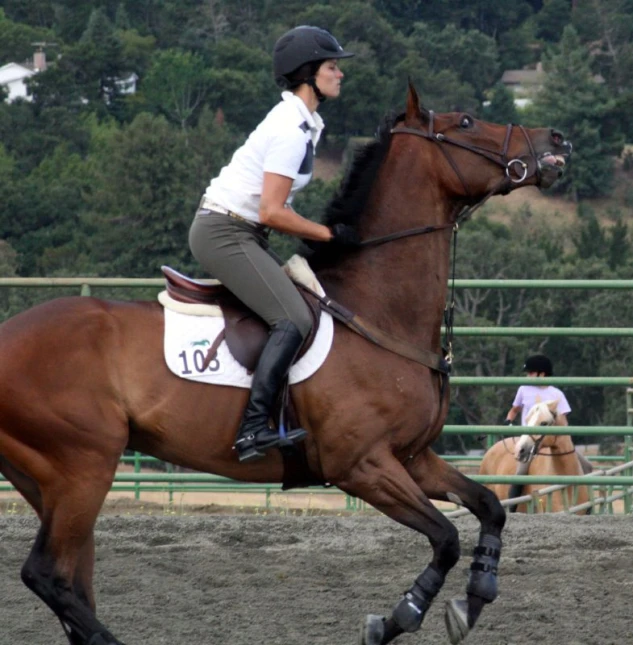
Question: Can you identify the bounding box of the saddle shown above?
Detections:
[161,266,321,373]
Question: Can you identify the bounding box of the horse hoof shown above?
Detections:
[445,599,470,644]
[359,614,385,645]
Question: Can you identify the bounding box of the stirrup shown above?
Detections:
[234,427,308,463]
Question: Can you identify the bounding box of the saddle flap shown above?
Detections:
[161,265,322,372]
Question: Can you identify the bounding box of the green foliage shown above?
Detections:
[534,0,571,43]
[142,49,211,129]
[530,26,623,199]
[482,82,518,124]
[0,8,56,64]
[84,112,204,276]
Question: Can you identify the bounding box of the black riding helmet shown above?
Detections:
[273,26,354,98]
[523,354,553,376]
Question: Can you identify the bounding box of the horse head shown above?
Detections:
[514,400,559,463]
[399,81,572,200]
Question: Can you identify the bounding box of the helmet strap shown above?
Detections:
[306,76,327,103]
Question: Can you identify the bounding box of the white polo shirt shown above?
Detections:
[203,91,324,223]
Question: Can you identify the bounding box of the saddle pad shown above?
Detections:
[163,307,334,388]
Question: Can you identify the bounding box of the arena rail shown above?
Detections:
[1,278,632,513]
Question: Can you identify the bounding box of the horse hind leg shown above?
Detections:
[20,465,126,645]
[335,453,461,645]
[407,449,506,644]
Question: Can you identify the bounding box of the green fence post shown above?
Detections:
[134,452,141,501]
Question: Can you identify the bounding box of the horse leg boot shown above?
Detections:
[234,319,308,463]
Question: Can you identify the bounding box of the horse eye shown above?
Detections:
[460,116,473,128]
[540,422,548,426]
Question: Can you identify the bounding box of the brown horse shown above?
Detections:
[479,400,591,514]
[0,83,571,645]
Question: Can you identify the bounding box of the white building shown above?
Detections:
[0,49,47,103]
[0,62,37,102]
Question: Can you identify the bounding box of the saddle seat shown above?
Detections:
[161,265,321,372]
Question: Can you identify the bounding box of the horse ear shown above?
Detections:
[546,400,558,413]
[405,79,431,124]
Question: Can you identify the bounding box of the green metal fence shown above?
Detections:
[1,277,632,513]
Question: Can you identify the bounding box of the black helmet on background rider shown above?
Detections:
[522,354,553,376]
[273,26,354,100]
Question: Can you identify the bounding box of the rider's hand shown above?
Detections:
[329,223,361,246]
[503,419,514,426]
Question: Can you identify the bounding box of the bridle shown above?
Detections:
[358,111,540,250]
[507,410,576,462]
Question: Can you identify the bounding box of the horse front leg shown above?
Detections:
[407,448,506,644]
[334,452,462,645]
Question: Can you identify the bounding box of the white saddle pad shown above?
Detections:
[160,256,334,389]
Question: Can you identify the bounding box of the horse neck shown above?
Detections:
[540,432,574,454]
[317,153,453,348]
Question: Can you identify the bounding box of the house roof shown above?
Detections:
[501,69,546,86]
[0,62,36,84]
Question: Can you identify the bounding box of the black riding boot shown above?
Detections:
[234,319,308,463]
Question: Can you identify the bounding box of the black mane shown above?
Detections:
[303,112,404,269]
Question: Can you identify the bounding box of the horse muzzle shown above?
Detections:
[537,140,572,188]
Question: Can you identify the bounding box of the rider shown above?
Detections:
[504,354,571,426]
[503,354,593,474]
[188,26,358,463]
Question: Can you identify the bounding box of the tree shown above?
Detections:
[408,22,500,101]
[0,8,55,63]
[535,0,571,43]
[482,82,518,124]
[142,49,211,130]
[84,112,213,276]
[530,25,623,199]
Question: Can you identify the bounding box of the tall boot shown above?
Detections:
[234,319,308,463]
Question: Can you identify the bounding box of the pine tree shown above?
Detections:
[531,25,624,200]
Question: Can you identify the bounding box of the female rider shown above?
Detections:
[189,26,358,462]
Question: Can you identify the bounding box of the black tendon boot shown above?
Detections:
[234,319,308,462]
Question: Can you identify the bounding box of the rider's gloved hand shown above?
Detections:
[329,223,361,246]
[503,419,514,426]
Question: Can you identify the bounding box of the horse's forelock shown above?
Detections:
[525,401,556,427]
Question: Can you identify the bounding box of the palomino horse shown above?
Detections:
[0,83,571,645]
[479,400,591,514]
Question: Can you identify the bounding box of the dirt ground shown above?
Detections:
[1,503,632,645]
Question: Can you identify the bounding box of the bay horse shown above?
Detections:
[479,400,591,514]
[0,83,571,645]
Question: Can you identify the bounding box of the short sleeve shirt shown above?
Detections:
[204,92,324,223]
[512,385,571,426]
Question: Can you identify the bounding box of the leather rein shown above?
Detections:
[307,114,540,375]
